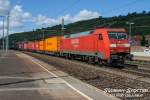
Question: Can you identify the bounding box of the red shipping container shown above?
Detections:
[23,42,27,50]
[26,42,35,50]
[31,42,35,50]
[18,43,23,49]
[34,41,39,51]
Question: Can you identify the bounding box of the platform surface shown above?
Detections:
[0,50,119,100]
[131,46,150,61]
[131,52,150,61]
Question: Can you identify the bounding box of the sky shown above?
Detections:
[0,0,150,37]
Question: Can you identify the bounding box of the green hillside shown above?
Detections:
[2,11,150,48]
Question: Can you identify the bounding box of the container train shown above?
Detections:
[16,27,133,65]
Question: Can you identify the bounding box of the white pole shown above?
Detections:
[126,22,134,41]
[6,12,9,54]
[129,23,131,40]
[2,16,5,52]
[62,18,65,35]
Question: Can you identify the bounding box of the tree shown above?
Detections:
[141,35,147,46]
[142,11,146,14]
[148,11,150,15]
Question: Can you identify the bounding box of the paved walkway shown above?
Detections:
[0,50,119,100]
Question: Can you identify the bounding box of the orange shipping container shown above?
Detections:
[39,40,45,51]
[45,36,60,52]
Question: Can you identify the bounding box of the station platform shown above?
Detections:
[0,50,119,100]
[131,52,150,61]
[131,46,150,61]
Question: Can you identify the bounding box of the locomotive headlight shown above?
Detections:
[110,44,117,48]
[124,43,130,47]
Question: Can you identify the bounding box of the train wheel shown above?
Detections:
[83,56,88,62]
[84,56,88,63]
[69,54,74,60]
[65,54,69,59]
[67,54,71,59]
[92,57,96,65]
[81,56,85,62]
[87,57,91,64]
[98,58,103,66]
[87,57,95,64]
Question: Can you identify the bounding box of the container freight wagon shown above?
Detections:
[23,42,28,50]
[27,42,35,51]
[18,42,24,50]
[39,40,45,52]
[34,41,39,51]
[45,36,60,53]
[26,42,30,50]
[31,42,36,51]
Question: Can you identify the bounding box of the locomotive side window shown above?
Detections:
[99,34,103,40]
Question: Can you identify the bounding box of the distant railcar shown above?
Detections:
[34,41,39,51]
[18,42,24,50]
[27,42,35,51]
[39,40,45,51]
[23,42,28,50]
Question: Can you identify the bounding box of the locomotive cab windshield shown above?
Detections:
[108,32,130,53]
[108,32,128,40]
[107,30,132,64]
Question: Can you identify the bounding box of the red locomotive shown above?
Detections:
[60,28,132,65]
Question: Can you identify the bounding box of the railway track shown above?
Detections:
[123,60,150,77]
[22,51,150,100]
[125,60,150,70]
[122,68,150,77]
[73,59,150,80]
[23,51,150,81]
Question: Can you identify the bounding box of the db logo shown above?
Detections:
[144,49,150,55]
[71,39,79,47]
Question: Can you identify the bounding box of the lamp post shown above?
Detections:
[6,12,10,54]
[126,22,134,41]
[2,16,5,52]
[61,18,66,35]
[0,16,5,52]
